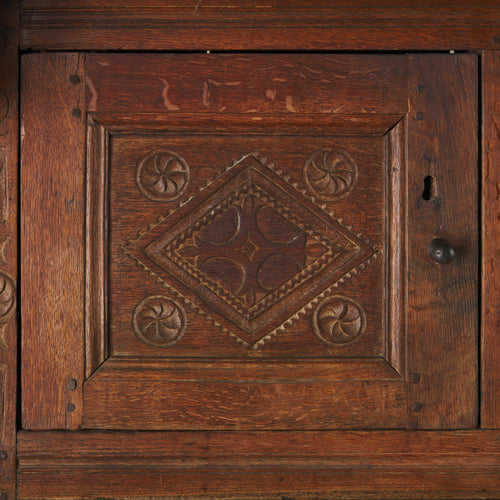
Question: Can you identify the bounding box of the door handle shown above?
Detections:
[427,238,456,264]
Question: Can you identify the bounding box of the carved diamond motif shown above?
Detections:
[126,154,374,346]
[165,184,333,320]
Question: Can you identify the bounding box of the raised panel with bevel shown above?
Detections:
[21,52,478,432]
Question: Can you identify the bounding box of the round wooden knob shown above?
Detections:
[427,238,456,264]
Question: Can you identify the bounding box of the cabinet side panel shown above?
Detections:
[0,0,18,496]
[482,50,500,428]
[407,54,478,429]
[21,53,86,429]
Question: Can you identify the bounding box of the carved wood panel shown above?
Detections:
[22,52,478,432]
[109,135,386,358]
[78,53,414,430]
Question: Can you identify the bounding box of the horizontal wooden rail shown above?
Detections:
[20,1,500,51]
[18,430,500,499]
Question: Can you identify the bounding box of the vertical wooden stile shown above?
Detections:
[482,50,500,428]
[0,0,18,496]
[21,53,86,429]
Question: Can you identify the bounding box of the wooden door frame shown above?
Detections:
[0,1,499,498]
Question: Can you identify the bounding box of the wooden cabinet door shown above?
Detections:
[21,53,478,431]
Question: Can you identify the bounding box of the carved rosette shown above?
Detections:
[312,295,366,346]
[303,148,358,200]
[132,295,186,347]
[126,153,374,347]
[136,149,190,201]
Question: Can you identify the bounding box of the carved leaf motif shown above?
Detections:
[0,272,15,320]
[133,295,186,347]
[137,150,189,201]
[313,295,366,346]
[303,148,358,200]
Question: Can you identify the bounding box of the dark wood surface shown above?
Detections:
[22,52,480,436]
[406,54,478,429]
[482,50,500,429]
[9,2,500,498]
[85,53,408,115]
[21,53,86,430]
[83,53,409,431]
[19,0,500,51]
[0,1,18,497]
[17,430,500,499]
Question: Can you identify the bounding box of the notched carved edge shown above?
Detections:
[252,251,378,350]
[123,152,379,350]
[122,246,250,348]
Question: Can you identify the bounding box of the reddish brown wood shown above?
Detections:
[482,50,500,428]
[21,53,86,430]
[17,430,500,499]
[85,118,109,377]
[19,1,500,51]
[85,357,400,381]
[84,359,406,430]
[79,53,411,430]
[84,358,404,430]
[82,112,404,137]
[84,381,406,430]
[21,52,481,435]
[406,54,478,429]
[0,1,18,497]
[111,136,384,358]
[85,53,408,115]
[386,121,406,375]
[12,5,500,497]
[7,2,500,499]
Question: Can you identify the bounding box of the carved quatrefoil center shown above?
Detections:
[167,183,333,320]
[126,154,374,346]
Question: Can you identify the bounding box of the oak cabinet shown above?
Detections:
[21,52,479,433]
[0,1,499,498]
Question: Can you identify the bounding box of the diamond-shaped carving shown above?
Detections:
[126,154,374,346]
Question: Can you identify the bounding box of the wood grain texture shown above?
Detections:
[83,358,404,431]
[85,357,401,381]
[83,112,403,137]
[85,118,109,377]
[482,50,500,428]
[0,0,18,497]
[406,54,478,429]
[17,430,500,499]
[386,121,406,376]
[84,379,406,430]
[83,357,405,430]
[86,53,408,116]
[111,135,385,358]
[19,1,500,51]
[81,53,410,430]
[21,53,86,430]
